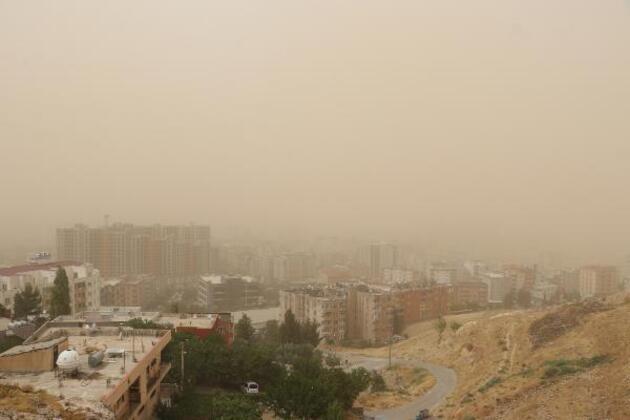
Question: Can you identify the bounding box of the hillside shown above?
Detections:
[350,296,630,419]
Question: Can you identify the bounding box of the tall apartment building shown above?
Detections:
[480,272,512,304]
[0,261,101,315]
[272,253,317,283]
[395,286,449,324]
[279,288,346,342]
[369,243,398,281]
[197,275,264,312]
[427,262,458,285]
[57,223,210,277]
[579,266,619,298]
[346,286,396,345]
[504,265,537,290]
[448,281,488,309]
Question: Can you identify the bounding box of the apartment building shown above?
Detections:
[346,286,396,345]
[504,265,537,290]
[480,272,512,304]
[368,243,398,281]
[100,275,156,308]
[448,281,488,309]
[197,275,264,312]
[0,261,101,315]
[579,265,619,298]
[0,315,172,420]
[272,253,317,283]
[427,263,458,285]
[395,287,449,324]
[57,223,210,278]
[279,288,346,342]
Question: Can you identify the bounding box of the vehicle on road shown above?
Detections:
[416,408,431,419]
[241,381,259,394]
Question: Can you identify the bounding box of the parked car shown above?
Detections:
[391,334,406,343]
[241,381,259,394]
[416,408,431,419]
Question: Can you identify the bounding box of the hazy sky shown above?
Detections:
[1,1,629,261]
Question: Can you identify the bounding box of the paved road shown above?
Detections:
[336,353,457,420]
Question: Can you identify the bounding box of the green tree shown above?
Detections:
[235,314,255,342]
[262,319,280,343]
[13,284,42,319]
[50,267,71,318]
[0,302,9,317]
[435,316,447,344]
[503,290,515,309]
[279,310,301,344]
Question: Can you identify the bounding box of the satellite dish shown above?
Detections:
[57,348,80,373]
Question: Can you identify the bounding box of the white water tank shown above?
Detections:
[57,348,80,373]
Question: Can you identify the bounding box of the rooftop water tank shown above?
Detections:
[56,348,80,372]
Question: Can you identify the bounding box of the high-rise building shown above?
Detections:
[369,243,398,281]
[579,266,619,298]
[197,275,264,312]
[56,223,210,277]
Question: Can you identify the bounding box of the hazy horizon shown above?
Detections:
[2,1,630,263]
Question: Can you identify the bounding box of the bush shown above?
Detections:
[478,377,501,393]
[370,371,387,392]
[542,355,611,379]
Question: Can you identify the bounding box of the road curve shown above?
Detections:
[337,354,457,420]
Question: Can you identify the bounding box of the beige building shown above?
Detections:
[0,315,172,420]
[279,288,347,342]
[346,286,396,345]
[0,261,101,315]
[57,223,210,278]
[579,265,619,298]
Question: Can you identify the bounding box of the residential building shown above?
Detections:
[156,313,234,345]
[279,287,346,342]
[480,272,512,304]
[100,275,156,308]
[448,281,488,309]
[0,261,101,315]
[427,263,458,285]
[57,223,210,278]
[395,286,448,324]
[579,266,619,298]
[531,282,559,306]
[346,286,396,345]
[197,275,264,312]
[0,315,172,420]
[368,243,398,281]
[272,253,316,283]
[504,265,536,290]
[383,268,417,285]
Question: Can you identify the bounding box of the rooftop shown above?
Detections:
[0,261,81,277]
[0,325,170,410]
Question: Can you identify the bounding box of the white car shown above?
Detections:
[242,381,259,394]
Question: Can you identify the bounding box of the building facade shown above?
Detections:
[57,223,210,278]
[579,266,619,298]
[197,275,264,312]
[279,288,346,342]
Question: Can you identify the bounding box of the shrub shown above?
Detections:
[478,377,501,393]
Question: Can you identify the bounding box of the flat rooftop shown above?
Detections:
[0,326,168,410]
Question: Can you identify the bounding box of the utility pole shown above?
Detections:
[180,341,186,389]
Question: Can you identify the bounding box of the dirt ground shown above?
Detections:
[356,364,436,410]
[346,295,630,419]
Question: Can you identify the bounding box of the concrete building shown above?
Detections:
[0,261,101,315]
[0,315,172,420]
[395,287,449,324]
[579,266,619,299]
[57,223,210,278]
[197,275,264,312]
[448,281,488,309]
[279,287,346,342]
[383,268,417,285]
[480,272,512,304]
[100,275,156,308]
[504,265,536,290]
[368,243,398,281]
[427,263,458,285]
[531,282,559,306]
[346,286,396,345]
[272,253,316,283]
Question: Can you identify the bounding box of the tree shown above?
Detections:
[262,319,280,343]
[279,310,301,344]
[50,267,71,318]
[235,314,255,342]
[13,284,42,319]
[0,302,9,318]
[435,317,447,344]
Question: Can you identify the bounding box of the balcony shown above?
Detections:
[147,362,172,393]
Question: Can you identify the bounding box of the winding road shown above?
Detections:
[337,354,457,420]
